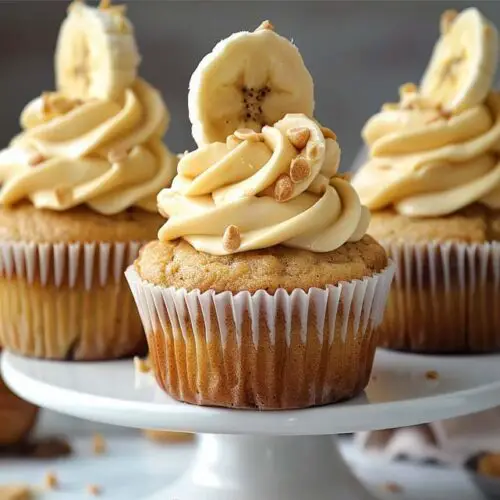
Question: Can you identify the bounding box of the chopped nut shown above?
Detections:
[108,149,127,163]
[425,370,439,381]
[222,225,241,253]
[44,471,59,490]
[384,481,403,494]
[0,486,33,500]
[289,157,311,183]
[234,128,263,142]
[320,126,337,141]
[92,433,106,455]
[87,484,102,496]
[134,356,151,374]
[28,153,45,167]
[305,142,323,161]
[255,20,274,31]
[440,9,458,34]
[274,174,293,202]
[287,127,310,150]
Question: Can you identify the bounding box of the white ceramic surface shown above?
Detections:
[4,349,500,499]
[3,350,500,435]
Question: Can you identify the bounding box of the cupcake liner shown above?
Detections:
[125,262,395,410]
[380,241,500,353]
[0,240,146,360]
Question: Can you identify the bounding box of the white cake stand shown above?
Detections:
[4,349,500,500]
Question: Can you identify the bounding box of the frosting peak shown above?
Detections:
[157,114,369,255]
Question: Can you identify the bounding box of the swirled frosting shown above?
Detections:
[353,87,500,217]
[0,78,176,214]
[157,114,370,255]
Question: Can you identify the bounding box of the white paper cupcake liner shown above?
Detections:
[381,241,500,352]
[125,262,395,409]
[0,240,146,360]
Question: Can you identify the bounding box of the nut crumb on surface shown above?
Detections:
[134,356,151,374]
[87,484,102,496]
[222,225,241,252]
[425,370,439,380]
[384,481,403,493]
[92,433,106,455]
[0,485,32,500]
[44,471,58,490]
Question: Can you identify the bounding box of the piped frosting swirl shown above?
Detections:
[157,114,370,255]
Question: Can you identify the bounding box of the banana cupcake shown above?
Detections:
[0,1,177,360]
[126,22,395,410]
[353,8,500,353]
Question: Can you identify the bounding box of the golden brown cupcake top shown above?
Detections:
[368,205,500,244]
[0,202,163,244]
[136,235,387,293]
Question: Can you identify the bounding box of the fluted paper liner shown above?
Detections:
[0,240,146,360]
[126,263,395,410]
[380,241,500,353]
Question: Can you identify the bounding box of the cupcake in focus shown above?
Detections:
[353,8,500,352]
[0,1,177,360]
[126,21,394,410]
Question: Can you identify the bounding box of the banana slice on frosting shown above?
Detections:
[55,1,141,101]
[420,8,498,113]
[188,20,315,146]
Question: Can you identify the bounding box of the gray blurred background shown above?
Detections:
[0,0,498,170]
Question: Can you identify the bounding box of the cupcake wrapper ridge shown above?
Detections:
[381,241,500,353]
[0,240,146,360]
[126,262,395,410]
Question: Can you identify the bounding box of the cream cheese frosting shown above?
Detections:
[0,78,176,215]
[157,114,370,255]
[353,87,500,217]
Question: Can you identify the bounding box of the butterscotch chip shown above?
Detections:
[134,356,151,373]
[0,486,32,500]
[384,482,403,493]
[255,20,274,31]
[234,128,262,142]
[425,370,439,380]
[44,471,58,490]
[320,126,337,140]
[87,484,102,496]
[92,433,106,455]
[290,157,311,183]
[222,225,241,253]
[287,127,310,150]
[274,174,293,202]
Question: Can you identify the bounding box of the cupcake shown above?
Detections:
[0,1,177,360]
[126,21,395,410]
[353,8,500,353]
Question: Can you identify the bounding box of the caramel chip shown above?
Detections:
[287,127,310,150]
[222,225,241,253]
[290,157,311,183]
[274,174,293,202]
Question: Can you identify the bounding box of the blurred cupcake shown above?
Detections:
[126,22,394,410]
[0,1,177,360]
[353,8,500,352]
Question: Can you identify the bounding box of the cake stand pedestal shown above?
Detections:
[4,349,500,500]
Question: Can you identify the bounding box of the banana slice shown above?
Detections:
[420,8,498,113]
[188,21,314,146]
[55,1,141,101]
